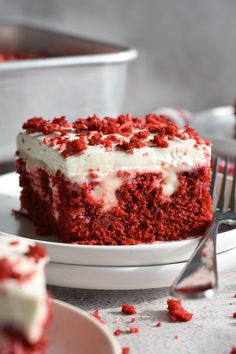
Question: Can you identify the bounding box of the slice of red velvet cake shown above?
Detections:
[0,236,50,354]
[16,114,212,245]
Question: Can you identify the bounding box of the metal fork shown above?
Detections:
[170,156,236,299]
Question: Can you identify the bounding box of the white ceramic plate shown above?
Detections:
[46,247,236,290]
[0,172,236,267]
[190,106,236,157]
[47,300,120,354]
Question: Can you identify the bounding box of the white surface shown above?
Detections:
[50,270,236,354]
[47,300,120,354]
[190,106,236,156]
[0,235,48,343]
[1,172,236,268]
[46,247,236,289]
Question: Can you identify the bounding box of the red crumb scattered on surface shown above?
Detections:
[113,329,123,336]
[25,244,47,263]
[129,327,139,334]
[156,322,162,327]
[122,304,137,315]
[234,294,236,298]
[9,240,20,246]
[91,309,106,324]
[122,348,130,354]
[130,318,136,323]
[167,299,193,322]
[174,335,179,340]
[231,347,236,354]
[233,312,236,319]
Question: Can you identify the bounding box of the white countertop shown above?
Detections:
[49,269,236,354]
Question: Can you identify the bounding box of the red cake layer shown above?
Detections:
[0,328,47,354]
[16,157,212,245]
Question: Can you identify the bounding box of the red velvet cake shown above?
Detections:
[0,236,50,354]
[16,114,212,245]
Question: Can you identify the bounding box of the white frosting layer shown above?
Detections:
[0,236,48,344]
[17,131,211,209]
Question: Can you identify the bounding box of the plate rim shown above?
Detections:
[50,299,120,354]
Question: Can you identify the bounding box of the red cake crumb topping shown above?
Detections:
[156,322,161,327]
[0,52,48,62]
[25,244,47,263]
[122,304,137,315]
[21,114,209,157]
[129,327,139,334]
[233,312,236,319]
[234,294,236,298]
[91,309,106,324]
[167,299,193,322]
[231,347,236,354]
[130,318,136,323]
[0,258,33,282]
[122,348,130,354]
[113,329,123,336]
[9,240,20,246]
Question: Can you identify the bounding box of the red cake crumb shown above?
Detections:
[91,309,106,324]
[174,335,179,340]
[232,312,236,319]
[231,347,236,354]
[122,348,130,354]
[156,322,161,327]
[113,329,123,336]
[25,244,47,263]
[9,240,20,246]
[167,299,193,322]
[233,294,236,298]
[129,327,139,334]
[122,304,137,315]
[130,318,136,323]
[0,258,33,282]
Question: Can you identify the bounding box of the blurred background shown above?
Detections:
[0,0,236,115]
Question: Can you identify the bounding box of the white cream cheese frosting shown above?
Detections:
[0,235,48,344]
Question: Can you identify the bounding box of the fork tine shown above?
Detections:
[217,156,229,212]
[229,158,236,212]
[210,157,219,202]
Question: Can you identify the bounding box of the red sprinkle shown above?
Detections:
[9,241,20,246]
[122,304,137,315]
[113,329,123,336]
[122,348,130,354]
[156,322,162,327]
[129,327,139,334]
[25,244,47,263]
[0,258,33,282]
[91,309,106,325]
[130,318,136,323]
[167,299,193,322]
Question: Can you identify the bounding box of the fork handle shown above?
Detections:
[170,219,221,299]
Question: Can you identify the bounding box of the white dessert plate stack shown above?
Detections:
[0,172,236,290]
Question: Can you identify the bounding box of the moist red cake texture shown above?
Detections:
[16,114,212,245]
